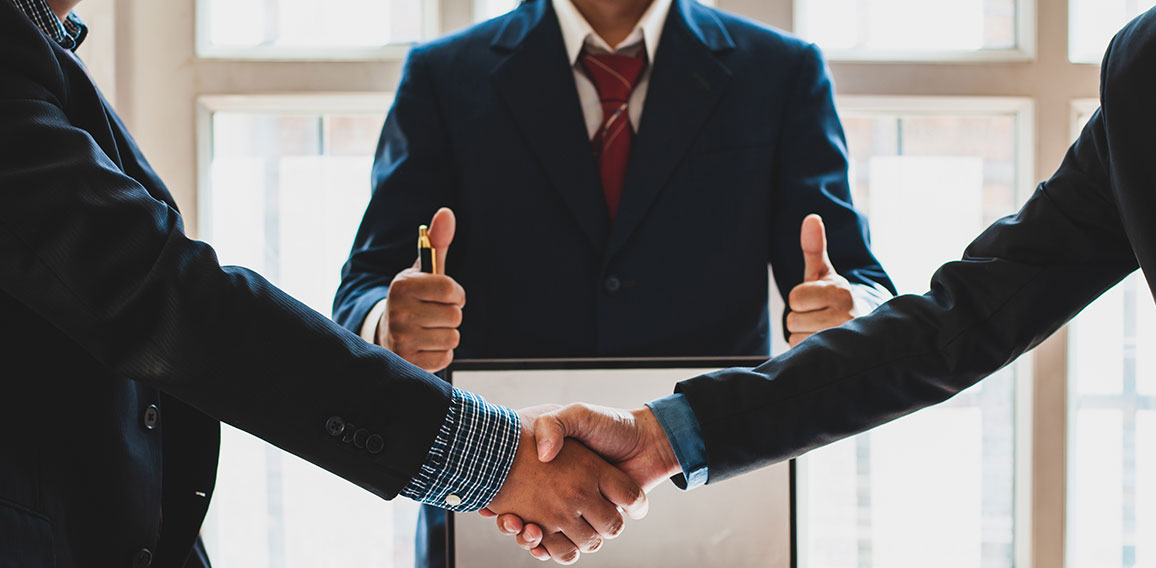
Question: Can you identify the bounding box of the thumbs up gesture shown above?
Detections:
[376,207,466,372]
[786,214,861,348]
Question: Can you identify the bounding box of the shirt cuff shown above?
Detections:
[400,388,521,512]
[645,394,708,491]
[359,299,389,343]
[850,282,892,315]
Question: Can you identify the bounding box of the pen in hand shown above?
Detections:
[419,224,436,274]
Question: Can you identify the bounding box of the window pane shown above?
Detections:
[1068,273,1152,568]
[199,108,422,567]
[799,105,1023,568]
[475,0,518,22]
[1138,412,1156,567]
[1067,107,1153,568]
[1069,0,1156,63]
[796,0,1017,55]
[203,0,425,50]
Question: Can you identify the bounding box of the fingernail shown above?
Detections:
[537,441,552,461]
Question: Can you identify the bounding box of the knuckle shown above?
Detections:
[561,485,585,503]
[437,278,456,299]
[788,286,805,308]
[449,307,464,328]
[387,331,409,352]
[390,277,413,294]
[439,350,455,370]
[449,329,461,349]
[784,312,799,331]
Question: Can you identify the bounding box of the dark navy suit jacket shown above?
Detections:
[334,0,895,359]
[0,3,453,566]
[674,9,1156,484]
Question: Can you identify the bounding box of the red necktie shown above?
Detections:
[581,49,647,221]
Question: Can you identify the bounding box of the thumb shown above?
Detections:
[427,207,456,275]
[800,213,834,282]
[533,412,570,463]
[533,404,595,463]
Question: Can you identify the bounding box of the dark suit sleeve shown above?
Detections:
[0,70,451,501]
[767,43,895,300]
[332,46,455,332]
[677,61,1138,483]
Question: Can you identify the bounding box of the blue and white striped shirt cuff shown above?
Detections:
[400,388,521,512]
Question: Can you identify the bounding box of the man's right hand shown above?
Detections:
[485,407,650,565]
[376,207,465,372]
[489,404,680,561]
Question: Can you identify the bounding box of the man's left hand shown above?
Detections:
[786,214,862,348]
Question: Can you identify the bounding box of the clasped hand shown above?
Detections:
[488,405,680,564]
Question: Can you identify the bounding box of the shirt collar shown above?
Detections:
[552,0,672,64]
[10,0,88,51]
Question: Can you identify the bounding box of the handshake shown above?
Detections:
[481,403,681,565]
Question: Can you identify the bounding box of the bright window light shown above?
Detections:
[798,102,1027,568]
[796,0,1018,57]
[1069,0,1156,64]
[201,0,426,52]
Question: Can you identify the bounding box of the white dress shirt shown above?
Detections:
[552,0,673,139]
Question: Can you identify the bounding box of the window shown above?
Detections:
[796,98,1033,568]
[1069,0,1156,63]
[795,0,1030,60]
[1067,275,1156,568]
[193,95,422,567]
[1065,102,1156,568]
[196,0,438,58]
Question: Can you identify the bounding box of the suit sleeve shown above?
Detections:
[767,43,895,302]
[332,46,456,332]
[677,51,1138,483]
[0,60,460,502]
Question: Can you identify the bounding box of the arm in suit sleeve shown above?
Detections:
[767,43,895,303]
[332,45,455,334]
[675,63,1138,483]
[0,49,514,510]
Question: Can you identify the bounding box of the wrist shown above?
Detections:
[632,407,681,479]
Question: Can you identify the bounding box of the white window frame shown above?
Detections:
[794,0,1038,62]
[193,0,441,60]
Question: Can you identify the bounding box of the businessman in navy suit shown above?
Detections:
[333,0,895,563]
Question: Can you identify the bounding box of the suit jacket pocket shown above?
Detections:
[0,499,55,568]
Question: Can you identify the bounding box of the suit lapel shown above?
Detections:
[491,0,610,252]
[607,0,734,259]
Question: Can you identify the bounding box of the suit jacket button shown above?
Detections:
[325,416,346,437]
[604,276,621,293]
[132,548,153,568]
[353,428,369,449]
[366,434,385,454]
[342,423,358,443]
[142,405,160,430]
